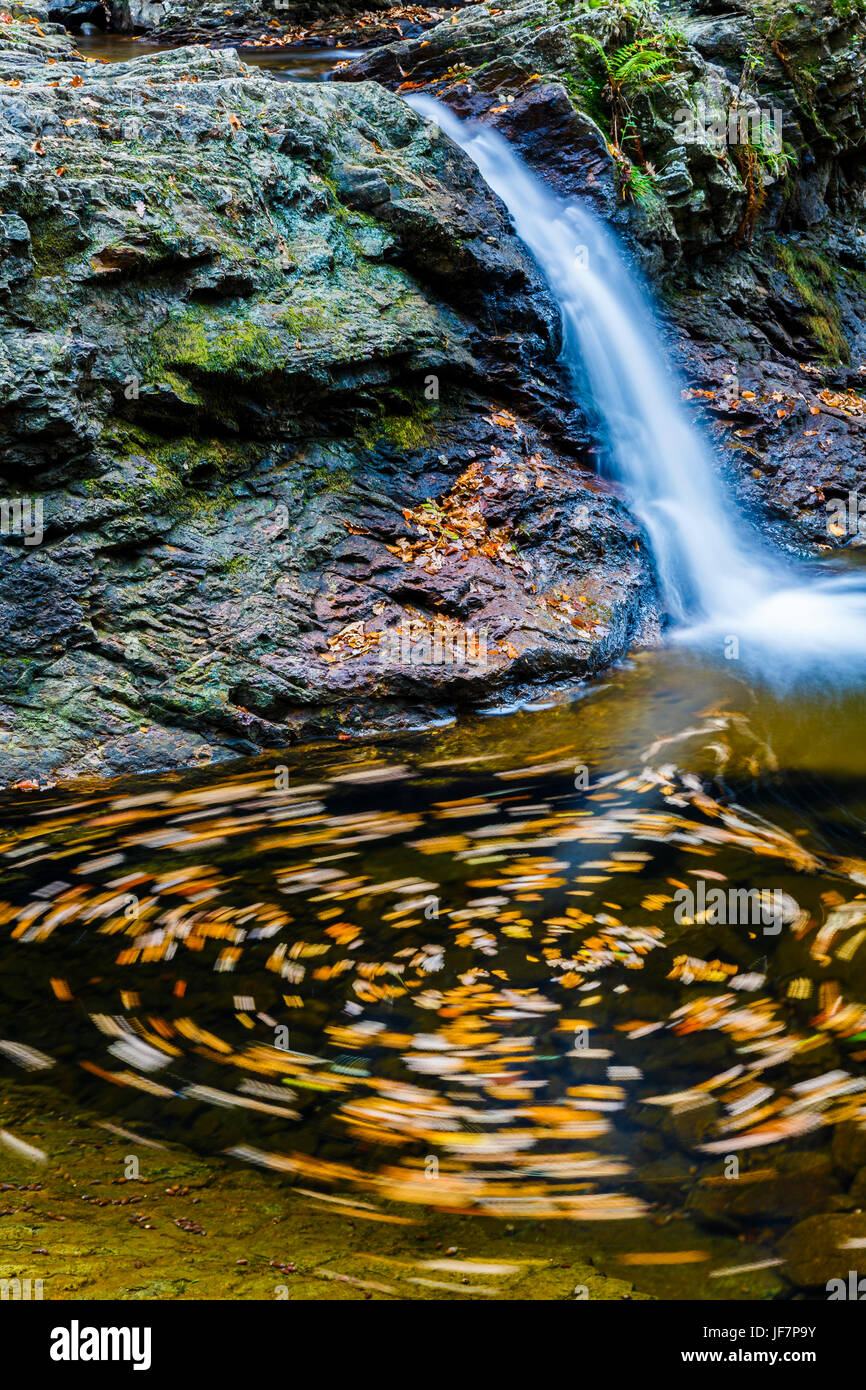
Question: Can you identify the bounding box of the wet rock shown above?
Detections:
[135,0,456,48]
[667,1099,719,1149]
[46,0,107,30]
[779,1212,866,1289]
[633,1098,720,1151]
[631,1153,694,1202]
[687,1152,841,1230]
[569,1260,652,1301]
[340,0,866,251]
[824,1193,864,1213]
[488,84,625,225]
[832,1120,866,1178]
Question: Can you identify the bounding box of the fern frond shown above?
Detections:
[615,49,672,82]
[571,31,611,73]
[611,41,648,70]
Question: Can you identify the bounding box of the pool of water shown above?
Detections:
[2,647,866,1296]
[72,33,363,80]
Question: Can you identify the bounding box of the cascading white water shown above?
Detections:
[408,95,866,672]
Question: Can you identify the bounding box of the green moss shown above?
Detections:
[89,426,263,524]
[756,6,801,44]
[357,400,438,452]
[220,553,252,576]
[304,463,354,497]
[16,283,74,327]
[144,308,284,379]
[160,370,204,407]
[0,1074,668,1302]
[803,311,849,361]
[28,213,85,273]
[316,170,376,231]
[120,429,258,477]
[562,68,607,125]
[278,301,330,335]
[753,7,833,138]
[772,238,850,363]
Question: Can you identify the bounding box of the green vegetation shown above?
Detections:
[732,132,791,244]
[303,461,355,497]
[356,398,438,452]
[753,3,834,138]
[26,212,85,273]
[569,33,684,146]
[616,157,660,207]
[772,238,850,363]
[738,48,767,88]
[219,553,252,576]
[144,308,285,379]
[562,22,681,212]
[87,427,261,524]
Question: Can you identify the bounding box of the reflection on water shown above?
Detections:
[2,650,866,1290]
[71,34,363,82]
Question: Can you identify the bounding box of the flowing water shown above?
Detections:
[410,98,866,677]
[2,79,866,1302]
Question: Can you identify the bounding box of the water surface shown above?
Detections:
[73,32,363,80]
[3,651,866,1296]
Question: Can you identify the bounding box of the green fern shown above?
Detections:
[571,32,679,145]
[612,48,673,82]
[572,32,607,66]
[572,34,676,89]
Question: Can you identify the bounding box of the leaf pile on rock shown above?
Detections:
[388,460,528,575]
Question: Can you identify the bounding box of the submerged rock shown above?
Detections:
[779,1212,866,1289]
[832,1119,866,1177]
[0,19,656,781]
[687,1152,841,1229]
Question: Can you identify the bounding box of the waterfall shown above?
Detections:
[407,95,866,672]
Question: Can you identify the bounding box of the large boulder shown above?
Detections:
[338,0,866,258]
[0,20,655,782]
[46,0,108,30]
